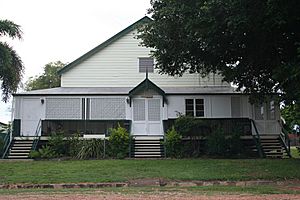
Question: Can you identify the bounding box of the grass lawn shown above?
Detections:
[0,159,299,184]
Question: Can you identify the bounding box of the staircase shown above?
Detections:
[260,135,290,158]
[131,136,165,158]
[6,139,33,159]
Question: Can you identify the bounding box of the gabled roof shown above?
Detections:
[0,122,7,126]
[58,16,152,75]
[128,76,168,105]
[13,85,240,96]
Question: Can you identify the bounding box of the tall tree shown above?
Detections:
[281,104,300,131]
[0,19,24,102]
[138,0,300,104]
[25,61,65,91]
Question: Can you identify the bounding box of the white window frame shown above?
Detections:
[185,98,205,117]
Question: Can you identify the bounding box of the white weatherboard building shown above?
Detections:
[8,17,288,158]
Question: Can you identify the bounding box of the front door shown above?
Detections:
[132,98,162,135]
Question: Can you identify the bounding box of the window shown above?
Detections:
[139,57,154,73]
[254,104,264,120]
[185,99,204,117]
[267,100,275,120]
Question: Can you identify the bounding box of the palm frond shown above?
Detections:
[0,20,22,39]
[0,42,24,102]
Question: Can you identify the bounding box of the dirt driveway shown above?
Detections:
[1,193,300,200]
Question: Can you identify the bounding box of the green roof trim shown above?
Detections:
[128,77,167,106]
[58,16,152,75]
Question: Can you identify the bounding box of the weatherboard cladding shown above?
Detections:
[58,16,227,88]
[58,16,152,75]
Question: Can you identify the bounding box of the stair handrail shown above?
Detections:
[32,119,42,151]
[250,119,265,158]
[277,120,291,157]
[1,132,11,159]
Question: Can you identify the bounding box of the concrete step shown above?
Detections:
[134,146,163,149]
[134,148,162,152]
[133,136,163,140]
[134,143,161,146]
[10,149,31,152]
[12,143,33,147]
[134,154,162,158]
[14,140,33,143]
[134,140,161,144]
[134,151,161,155]
[7,155,29,159]
[11,146,32,150]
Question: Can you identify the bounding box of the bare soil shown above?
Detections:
[1,193,300,200]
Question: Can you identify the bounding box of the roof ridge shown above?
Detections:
[58,16,152,75]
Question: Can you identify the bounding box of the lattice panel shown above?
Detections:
[148,99,160,121]
[90,98,125,119]
[46,98,81,119]
[133,99,145,121]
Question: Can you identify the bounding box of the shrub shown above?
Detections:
[36,145,59,159]
[174,115,196,137]
[68,133,81,158]
[108,124,130,159]
[227,132,243,156]
[48,131,69,156]
[29,150,41,159]
[164,126,182,158]
[206,128,228,157]
[76,139,105,160]
[173,115,209,157]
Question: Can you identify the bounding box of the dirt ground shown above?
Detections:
[1,193,300,200]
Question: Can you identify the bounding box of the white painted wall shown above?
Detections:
[61,30,228,88]
[13,94,280,136]
[167,95,235,118]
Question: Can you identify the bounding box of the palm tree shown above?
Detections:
[0,19,24,102]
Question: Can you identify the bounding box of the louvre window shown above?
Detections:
[185,99,204,117]
[139,57,154,73]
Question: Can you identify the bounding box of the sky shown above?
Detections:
[0,0,151,123]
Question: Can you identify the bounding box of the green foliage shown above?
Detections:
[25,61,65,91]
[0,19,24,102]
[173,115,208,157]
[108,124,130,159]
[138,0,300,104]
[48,131,68,156]
[227,132,245,157]
[174,115,208,137]
[164,126,182,158]
[31,145,57,159]
[206,129,246,157]
[76,139,104,160]
[0,137,4,156]
[68,133,82,158]
[29,150,41,159]
[174,115,196,136]
[206,129,227,157]
[281,103,300,132]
